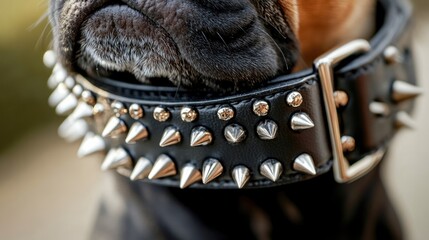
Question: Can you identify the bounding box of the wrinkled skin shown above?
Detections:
[50,0,298,90]
[49,1,403,239]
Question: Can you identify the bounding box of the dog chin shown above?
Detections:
[52,0,299,90]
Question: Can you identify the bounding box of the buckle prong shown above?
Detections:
[315,39,385,183]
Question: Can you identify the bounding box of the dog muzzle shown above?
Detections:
[44,0,420,189]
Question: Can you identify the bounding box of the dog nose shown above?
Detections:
[53,0,297,90]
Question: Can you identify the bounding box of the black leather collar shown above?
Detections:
[45,0,419,189]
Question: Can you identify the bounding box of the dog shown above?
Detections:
[47,0,409,239]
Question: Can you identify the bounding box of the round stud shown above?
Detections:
[64,76,75,89]
[384,46,403,64]
[93,103,105,116]
[43,50,57,68]
[253,100,269,116]
[224,124,246,143]
[153,107,171,122]
[334,91,349,108]
[72,85,83,97]
[217,106,235,121]
[111,101,127,116]
[129,104,144,119]
[341,136,356,152]
[181,107,198,122]
[81,90,96,106]
[286,91,303,107]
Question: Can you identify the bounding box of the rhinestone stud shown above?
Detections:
[153,107,170,122]
[286,91,303,107]
[181,107,198,122]
[253,100,269,116]
[341,136,356,152]
[111,101,127,116]
[129,104,144,119]
[217,106,235,121]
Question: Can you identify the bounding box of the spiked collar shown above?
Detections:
[45,0,419,189]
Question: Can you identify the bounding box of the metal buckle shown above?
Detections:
[315,39,386,183]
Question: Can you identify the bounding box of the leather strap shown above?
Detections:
[50,0,416,188]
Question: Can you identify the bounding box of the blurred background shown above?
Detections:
[0,0,428,239]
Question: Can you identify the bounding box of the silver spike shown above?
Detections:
[224,124,246,143]
[47,64,67,89]
[395,111,416,129]
[260,159,283,182]
[290,113,314,130]
[101,148,132,171]
[125,122,149,144]
[55,93,78,115]
[69,101,94,120]
[180,164,202,188]
[202,159,223,184]
[43,50,57,68]
[48,83,70,107]
[293,154,317,175]
[369,102,390,116]
[58,119,88,142]
[256,120,278,140]
[159,127,181,147]
[102,117,127,138]
[148,154,176,179]
[190,127,213,147]
[130,157,153,181]
[232,165,251,189]
[392,81,423,102]
[77,132,106,158]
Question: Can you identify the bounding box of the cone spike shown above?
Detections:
[293,154,317,175]
[130,157,153,181]
[55,93,78,115]
[190,127,213,147]
[48,83,70,107]
[77,132,106,158]
[159,127,181,147]
[256,120,278,140]
[58,119,88,142]
[148,154,176,179]
[260,159,283,182]
[395,111,416,129]
[102,117,127,138]
[69,102,94,120]
[232,165,250,189]
[180,164,202,188]
[125,122,149,144]
[392,81,423,102]
[291,113,314,130]
[101,148,132,171]
[202,159,223,184]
